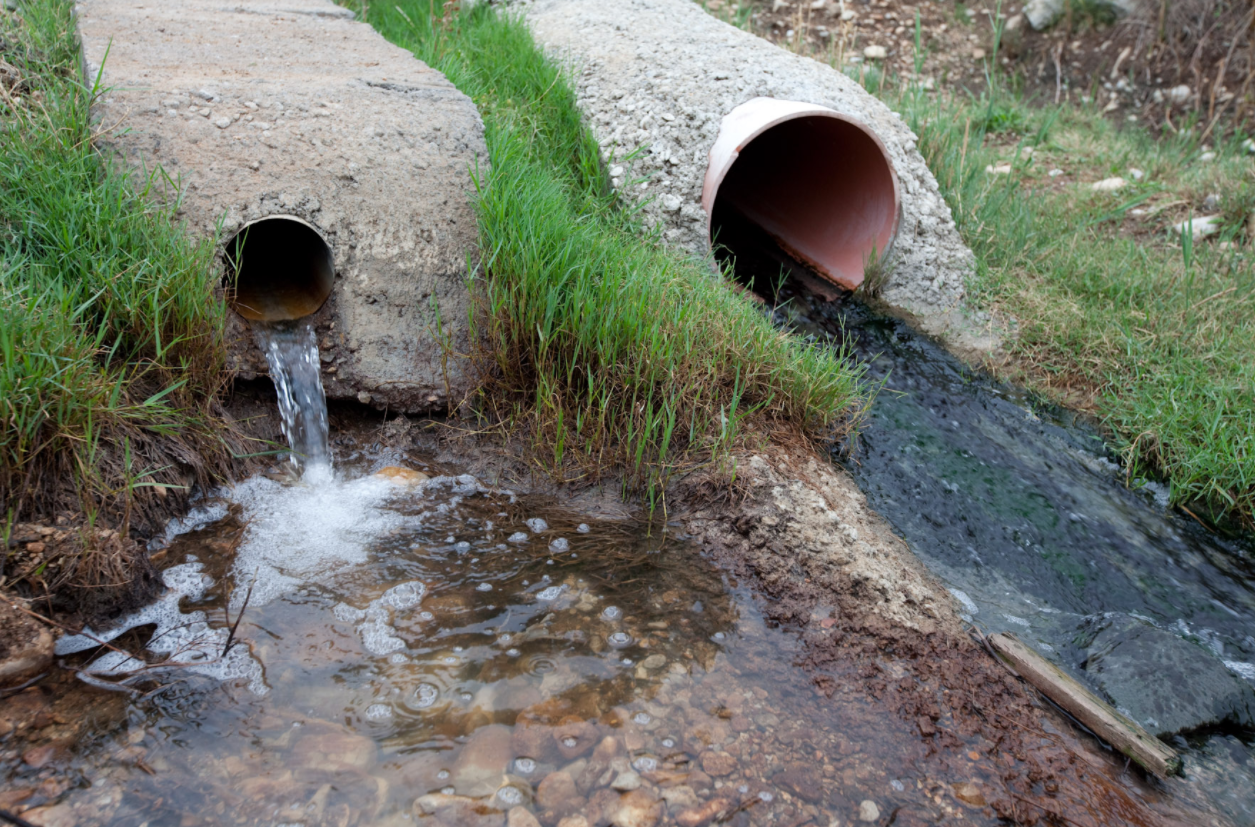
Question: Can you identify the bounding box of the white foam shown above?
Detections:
[949,589,979,615]
[56,562,266,694]
[336,580,427,657]
[1225,661,1255,683]
[225,474,409,610]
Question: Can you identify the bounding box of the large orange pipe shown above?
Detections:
[702,98,901,292]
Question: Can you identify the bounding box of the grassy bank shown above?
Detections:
[877,33,1255,528]
[0,1,237,552]
[352,1,869,505]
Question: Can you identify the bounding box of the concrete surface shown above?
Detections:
[524,0,983,342]
[77,0,487,412]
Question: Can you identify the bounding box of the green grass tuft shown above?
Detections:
[0,0,238,544]
[874,31,1255,529]
[356,1,869,506]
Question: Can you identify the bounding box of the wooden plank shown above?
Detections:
[987,632,1182,778]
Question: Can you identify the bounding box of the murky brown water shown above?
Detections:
[0,458,1212,827]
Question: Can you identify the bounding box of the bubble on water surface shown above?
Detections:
[633,712,651,725]
[497,786,526,806]
[526,518,549,533]
[453,646,464,653]
[443,655,458,664]
[738,784,748,794]
[513,757,537,775]
[476,583,493,592]
[549,538,569,552]
[632,756,657,773]
[890,779,905,792]
[499,633,512,643]
[460,692,473,702]
[758,791,774,803]
[365,704,392,720]
[333,603,366,623]
[508,532,529,543]
[380,581,426,610]
[419,611,434,620]
[388,653,408,664]
[608,632,633,648]
[441,786,455,795]
[506,648,521,657]
[577,523,591,533]
[562,736,578,748]
[537,585,565,601]
[712,632,726,642]
[661,738,675,749]
[455,541,471,553]
[409,683,439,710]
[436,770,450,781]
[601,605,622,621]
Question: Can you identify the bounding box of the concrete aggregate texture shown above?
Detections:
[76,0,487,413]
[524,0,979,335]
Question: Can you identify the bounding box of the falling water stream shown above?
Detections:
[253,318,332,482]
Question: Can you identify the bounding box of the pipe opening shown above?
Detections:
[708,111,899,294]
[223,216,335,322]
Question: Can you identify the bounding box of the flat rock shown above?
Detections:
[453,724,515,797]
[1082,615,1255,737]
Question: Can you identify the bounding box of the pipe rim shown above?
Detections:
[702,98,902,291]
[223,214,335,323]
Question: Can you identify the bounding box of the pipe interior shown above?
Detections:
[224,217,335,323]
[710,116,897,291]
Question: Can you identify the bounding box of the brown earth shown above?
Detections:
[731,0,1253,137]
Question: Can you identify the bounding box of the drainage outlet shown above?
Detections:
[224,216,335,323]
[704,98,900,292]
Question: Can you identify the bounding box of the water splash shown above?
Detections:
[253,317,331,482]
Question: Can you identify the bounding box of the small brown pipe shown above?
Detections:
[223,216,334,322]
[703,98,900,291]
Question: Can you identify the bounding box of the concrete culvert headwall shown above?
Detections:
[77,0,487,412]
[525,0,977,332]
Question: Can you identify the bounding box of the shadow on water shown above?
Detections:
[712,225,1255,821]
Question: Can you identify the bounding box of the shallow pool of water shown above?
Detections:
[2,458,1061,827]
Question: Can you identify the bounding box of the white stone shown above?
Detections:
[1166,84,1191,104]
[1128,168,1144,181]
[1199,151,1216,162]
[1091,177,1127,192]
[984,163,1012,175]
[863,45,887,60]
[859,799,881,822]
[1170,215,1222,240]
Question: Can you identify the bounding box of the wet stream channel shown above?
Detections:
[772,285,1255,823]
[3,274,1254,826]
[3,458,1082,827]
